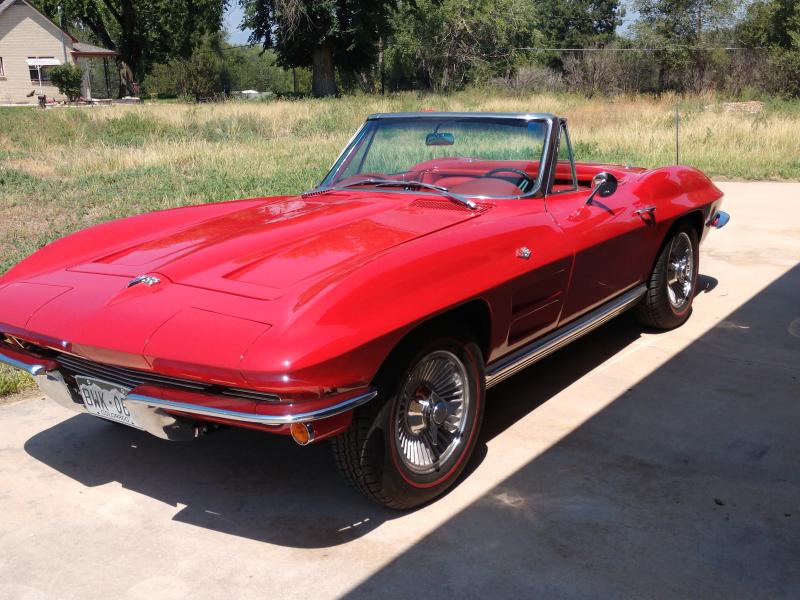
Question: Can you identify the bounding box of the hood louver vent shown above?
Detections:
[409,198,491,213]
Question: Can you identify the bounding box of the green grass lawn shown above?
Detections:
[1,90,799,395]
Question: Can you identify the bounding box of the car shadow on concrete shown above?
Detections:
[343,265,800,598]
[23,273,743,552]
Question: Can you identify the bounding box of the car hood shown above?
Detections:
[67,192,484,300]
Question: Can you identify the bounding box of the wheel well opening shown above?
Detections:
[670,210,704,242]
[372,300,492,387]
[648,210,704,275]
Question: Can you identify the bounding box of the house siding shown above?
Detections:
[0,1,74,103]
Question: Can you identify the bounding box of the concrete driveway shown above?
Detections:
[0,182,798,599]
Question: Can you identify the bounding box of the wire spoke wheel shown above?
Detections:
[393,350,470,475]
[332,336,484,509]
[665,231,694,309]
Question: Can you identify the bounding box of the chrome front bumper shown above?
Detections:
[0,345,376,441]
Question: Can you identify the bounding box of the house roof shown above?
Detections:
[0,0,77,42]
[0,0,16,15]
[2,0,116,56]
[72,41,117,56]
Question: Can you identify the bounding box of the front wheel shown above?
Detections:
[635,225,699,330]
[332,337,485,509]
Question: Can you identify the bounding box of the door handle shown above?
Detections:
[634,206,657,222]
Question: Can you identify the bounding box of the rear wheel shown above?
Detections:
[332,336,485,509]
[635,225,699,330]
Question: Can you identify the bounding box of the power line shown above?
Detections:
[221,42,260,52]
[516,46,766,51]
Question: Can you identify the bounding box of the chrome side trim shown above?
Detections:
[0,353,50,376]
[485,285,647,389]
[124,388,378,426]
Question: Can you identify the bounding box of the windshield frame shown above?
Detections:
[316,113,558,201]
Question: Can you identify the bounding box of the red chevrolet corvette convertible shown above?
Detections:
[0,112,728,508]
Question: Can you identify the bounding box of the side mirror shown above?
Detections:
[585,172,618,205]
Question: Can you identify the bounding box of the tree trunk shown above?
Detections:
[379,36,385,95]
[312,44,337,97]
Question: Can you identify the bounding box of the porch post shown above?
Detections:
[103,57,111,99]
[79,58,92,101]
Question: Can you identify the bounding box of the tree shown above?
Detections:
[386,0,541,91]
[144,47,225,100]
[536,0,624,49]
[736,0,800,96]
[223,46,311,94]
[632,0,735,91]
[239,0,397,97]
[32,1,228,92]
[635,0,734,43]
[49,63,83,101]
[737,0,800,49]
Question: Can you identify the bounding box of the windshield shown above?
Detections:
[320,117,550,199]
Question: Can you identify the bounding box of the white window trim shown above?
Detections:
[0,57,5,78]
[28,56,59,84]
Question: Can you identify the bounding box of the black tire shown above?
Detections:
[635,224,699,330]
[331,335,485,509]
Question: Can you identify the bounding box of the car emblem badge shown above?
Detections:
[128,274,161,288]
[516,247,532,260]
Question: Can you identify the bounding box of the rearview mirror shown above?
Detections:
[585,172,618,205]
[425,132,455,146]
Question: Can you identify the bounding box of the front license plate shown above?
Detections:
[75,376,141,430]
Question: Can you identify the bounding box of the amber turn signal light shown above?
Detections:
[290,422,315,446]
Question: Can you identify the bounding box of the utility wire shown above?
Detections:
[516,46,766,51]
[220,42,260,52]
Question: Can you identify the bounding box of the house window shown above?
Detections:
[0,57,5,77]
[28,57,56,83]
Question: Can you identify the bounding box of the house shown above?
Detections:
[0,0,118,104]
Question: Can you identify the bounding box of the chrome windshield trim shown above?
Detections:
[485,285,647,388]
[367,112,558,121]
[315,116,554,201]
[324,121,368,179]
[125,388,378,425]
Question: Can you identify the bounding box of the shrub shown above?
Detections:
[563,50,623,98]
[50,64,83,101]
[490,66,564,93]
[144,51,224,100]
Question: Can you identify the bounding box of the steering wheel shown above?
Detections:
[481,167,535,192]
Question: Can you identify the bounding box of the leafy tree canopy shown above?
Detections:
[387,0,542,91]
[32,0,228,88]
[536,0,624,49]
[240,0,398,96]
[736,0,800,49]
